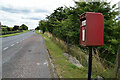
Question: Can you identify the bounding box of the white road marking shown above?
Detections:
[20,75,23,78]
[16,42,19,44]
[37,63,40,65]
[44,62,47,65]
[11,44,15,46]
[3,47,8,50]
[43,60,48,66]
[44,61,48,66]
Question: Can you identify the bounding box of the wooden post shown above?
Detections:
[115,44,120,78]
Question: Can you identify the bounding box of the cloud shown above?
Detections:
[0,0,118,29]
[0,9,49,29]
[0,6,31,13]
[0,0,77,29]
[28,18,41,20]
[0,6,49,14]
[22,16,42,20]
[34,9,49,13]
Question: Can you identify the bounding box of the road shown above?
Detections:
[2,31,56,78]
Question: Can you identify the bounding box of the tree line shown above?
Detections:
[1,24,28,35]
[2,24,28,31]
[36,1,120,63]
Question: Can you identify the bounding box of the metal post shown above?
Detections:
[88,47,92,80]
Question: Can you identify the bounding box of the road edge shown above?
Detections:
[39,34,59,79]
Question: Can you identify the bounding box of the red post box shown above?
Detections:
[80,12,104,46]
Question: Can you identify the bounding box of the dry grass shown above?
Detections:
[44,32,117,78]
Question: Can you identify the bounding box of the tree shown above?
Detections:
[2,28,7,32]
[38,20,46,34]
[35,26,40,30]
[20,24,28,30]
[38,1,119,62]
[6,27,11,31]
[13,25,19,31]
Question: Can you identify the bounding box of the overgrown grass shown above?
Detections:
[36,30,96,78]
[0,30,29,37]
[36,30,119,79]
[45,32,118,78]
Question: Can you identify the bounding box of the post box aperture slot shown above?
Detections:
[82,28,85,42]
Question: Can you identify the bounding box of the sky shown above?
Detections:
[0,0,119,29]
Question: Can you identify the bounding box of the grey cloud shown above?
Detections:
[0,6,49,13]
[29,17,41,20]
[22,17,41,20]
[34,9,49,13]
[0,6,30,13]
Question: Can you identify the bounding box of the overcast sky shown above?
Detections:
[0,0,119,29]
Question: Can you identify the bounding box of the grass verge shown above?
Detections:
[36,30,96,78]
[0,30,29,37]
[44,32,116,78]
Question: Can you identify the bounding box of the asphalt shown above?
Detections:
[2,31,56,78]
[2,31,34,49]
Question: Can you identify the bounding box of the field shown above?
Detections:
[0,30,29,37]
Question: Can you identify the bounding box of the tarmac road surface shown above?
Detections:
[2,31,56,78]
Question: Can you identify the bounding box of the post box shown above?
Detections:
[80,12,104,46]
